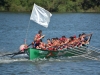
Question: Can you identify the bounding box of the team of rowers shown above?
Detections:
[32,30,92,51]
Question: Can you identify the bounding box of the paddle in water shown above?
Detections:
[1,43,33,58]
[11,43,34,58]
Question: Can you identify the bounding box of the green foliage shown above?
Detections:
[58,4,66,12]
[0,0,100,12]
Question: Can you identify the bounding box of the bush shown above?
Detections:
[0,6,5,11]
[58,4,66,12]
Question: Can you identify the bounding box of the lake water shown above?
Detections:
[0,12,100,75]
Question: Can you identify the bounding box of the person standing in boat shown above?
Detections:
[33,30,45,48]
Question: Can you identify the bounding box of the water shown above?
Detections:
[0,12,100,75]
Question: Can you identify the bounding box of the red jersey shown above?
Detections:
[47,43,53,51]
[35,34,41,44]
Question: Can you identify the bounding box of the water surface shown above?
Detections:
[0,12,100,75]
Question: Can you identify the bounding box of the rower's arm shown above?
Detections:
[40,35,45,39]
[34,35,45,42]
[85,33,92,37]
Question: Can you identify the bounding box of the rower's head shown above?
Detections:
[82,33,85,35]
[73,35,77,40]
[60,36,66,42]
[62,36,66,38]
[79,34,82,37]
[82,33,86,37]
[81,33,86,38]
[73,35,76,38]
[51,38,55,43]
[47,39,51,43]
[69,36,74,41]
[38,30,42,35]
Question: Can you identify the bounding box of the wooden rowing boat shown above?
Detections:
[26,46,88,60]
[25,34,92,60]
[22,4,93,60]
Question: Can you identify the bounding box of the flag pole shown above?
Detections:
[24,4,34,44]
[25,20,31,44]
[25,3,52,44]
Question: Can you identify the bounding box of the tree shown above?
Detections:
[0,0,100,12]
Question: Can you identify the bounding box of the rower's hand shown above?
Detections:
[42,35,45,38]
[32,42,34,45]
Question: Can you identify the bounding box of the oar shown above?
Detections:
[0,53,14,57]
[10,51,26,58]
[88,34,92,43]
[10,43,33,58]
[88,45,100,52]
[0,50,24,58]
[62,47,98,60]
[1,43,33,58]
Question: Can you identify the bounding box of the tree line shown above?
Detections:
[0,0,100,12]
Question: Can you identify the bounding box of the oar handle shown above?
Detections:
[89,34,92,43]
[28,43,33,47]
[1,43,33,58]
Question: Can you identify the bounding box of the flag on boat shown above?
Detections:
[30,3,52,28]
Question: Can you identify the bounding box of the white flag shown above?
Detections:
[30,3,52,28]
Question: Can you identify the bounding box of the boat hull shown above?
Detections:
[26,47,87,60]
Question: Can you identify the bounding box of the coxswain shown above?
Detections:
[34,30,45,48]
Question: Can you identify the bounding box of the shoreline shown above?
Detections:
[0,11,100,14]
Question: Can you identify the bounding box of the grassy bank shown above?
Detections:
[0,0,100,13]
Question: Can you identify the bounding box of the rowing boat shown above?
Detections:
[26,46,88,60]
[23,4,93,60]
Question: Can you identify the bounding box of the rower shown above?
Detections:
[33,30,45,48]
[81,33,92,45]
[37,39,46,50]
[46,39,53,50]
[79,33,92,45]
